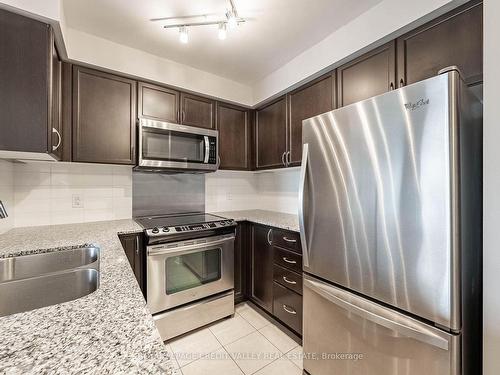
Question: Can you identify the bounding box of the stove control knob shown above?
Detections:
[162,227,170,232]
[152,227,159,234]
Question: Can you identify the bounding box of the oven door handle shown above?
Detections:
[147,235,235,256]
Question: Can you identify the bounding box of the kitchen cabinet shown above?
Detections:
[250,224,275,312]
[337,41,396,107]
[72,66,137,164]
[273,282,303,335]
[0,9,63,159]
[234,222,249,304]
[287,73,336,165]
[397,0,483,87]
[216,102,252,170]
[118,232,145,296]
[180,92,215,129]
[255,96,287,169]
[138,82,179,123]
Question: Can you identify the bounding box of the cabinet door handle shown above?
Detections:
[389,82,395,90]
[52,128,62,151]
[282,257,297,264]
[281,152,286,166]
[400,78,405,87]
[282,276,297,285]
[283,236,296,243]
[182,110,186,123]
[283,304,297,315]
[135,236,140,255]
[267,228,273,246]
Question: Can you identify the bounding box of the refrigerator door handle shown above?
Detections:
[304,277,450,351]
[298,143,310,268]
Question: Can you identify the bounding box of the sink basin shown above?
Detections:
[0,246,100,317]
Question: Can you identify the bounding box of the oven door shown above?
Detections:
[138,118,218,171]
[147,234,234,314]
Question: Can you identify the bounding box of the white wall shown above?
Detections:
[63,28,254,106]
[483,0,499,373]
[252,0,466,104]
[0,161,14,234]
[205,169,300,215]
[11,162,132,227]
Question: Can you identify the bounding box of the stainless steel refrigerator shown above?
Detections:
[299,68,482,375]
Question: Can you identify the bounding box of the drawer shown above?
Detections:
[272,228,301,254]
[273,282,303,335]
[274,246,302,273]
[273,264,302,295]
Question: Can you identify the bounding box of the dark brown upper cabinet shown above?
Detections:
[0,9,63,159]
[397,0,483,87]
[255,96,287,170]
[337,41,396,107]
[180,92,215,129]
[72,66,137,164]
[138,82,179,123]
[216,102,252,170]
[250,224,274,313]
[287,73,336,166]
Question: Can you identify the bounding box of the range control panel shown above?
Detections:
[145,219,236,238]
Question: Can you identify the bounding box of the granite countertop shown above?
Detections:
[213,209,299,232]
[0,220,178,375]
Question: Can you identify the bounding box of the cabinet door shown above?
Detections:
[119,233,145,295]
[180,92,215,129]
[397,1,482,87]
[255,97,287,169]
[138,82,179,123]
[287,73,335,165]
[234,222,248,304]
[337,41,396,107]
[217,102,251,170]
[49,40,63,160]
[0,9,53,155]
[73,66,137,164]
[251,225,274,312]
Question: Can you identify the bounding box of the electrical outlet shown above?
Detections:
[226,192,233,201]
[72,194,84,208]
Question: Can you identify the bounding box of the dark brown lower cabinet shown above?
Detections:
[250,224,274,312]
[273,282,303,335]
[118,232,145,296]
[234,222,249,304]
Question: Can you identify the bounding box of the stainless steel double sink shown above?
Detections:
[0,246,100,317]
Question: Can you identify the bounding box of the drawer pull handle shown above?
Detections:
[282,257,297,264]
[283,304,297,315]
[283,236,297,243]
[283,276,297,285]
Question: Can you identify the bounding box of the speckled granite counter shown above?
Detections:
[0,220,178,375]
[213,210,299,232]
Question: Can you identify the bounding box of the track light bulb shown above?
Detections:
[179,26,189,44]
[218,23,227,40]
[227,11,237,29]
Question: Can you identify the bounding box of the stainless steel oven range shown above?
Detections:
[135,213,236,341]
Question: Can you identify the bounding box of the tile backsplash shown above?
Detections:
[10,161,132,227]
[0,160,14,234]
[205,168,300,214]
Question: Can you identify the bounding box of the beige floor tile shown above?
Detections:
[259,325,298,354]
[169,328,222,367]
[254,357,303,375]
[284,346,303,369]
[165,343,180,369]
[235,302,251,315]
[209,315,256,346]
[181,348,244,375]
[238,306,271,330]
[225,331,281,375]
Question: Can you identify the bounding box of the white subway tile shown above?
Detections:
[14,171,51,187]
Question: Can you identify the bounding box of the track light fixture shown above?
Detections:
[153,0,245,44]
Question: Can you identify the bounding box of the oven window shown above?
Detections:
[143,128,205,163]
[165,248,221,294]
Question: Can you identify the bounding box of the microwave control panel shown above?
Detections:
[208,136,217,164]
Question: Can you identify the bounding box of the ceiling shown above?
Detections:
[62,0,383,85]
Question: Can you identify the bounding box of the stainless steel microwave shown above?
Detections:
[137,118,219,172]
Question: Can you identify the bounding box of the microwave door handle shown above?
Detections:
[204,136,210,163]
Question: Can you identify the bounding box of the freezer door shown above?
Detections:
[300,73,458,328]
[303,275,460,375]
